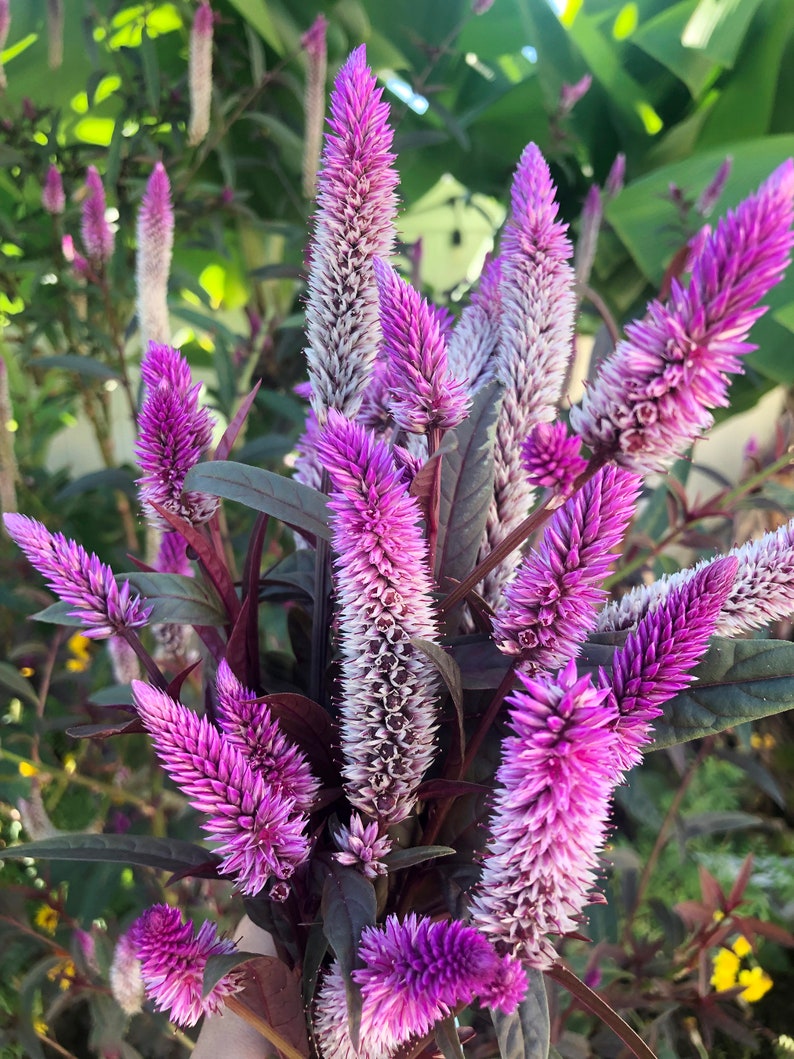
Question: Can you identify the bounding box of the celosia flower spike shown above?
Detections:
[3,513,151,639]
[188,2,214,146]
[571,161,794,472]
[521,420,587,494]
[214,658,319,812]
[470,661,621,967]
[301,13,327,198]
[315,915,525,1057]
[130,904,241,1027]
[136,162,174,348]
[42,165,65,215]
[480,142,577,606]
[316,411,439,824]
[304,46,399,423]
[605,555,738,770]
[132,681,309,894]
[333,813,391,878]
[135,343,219,527]
[598,517,794,639]
[605,153,626,198]
[493,465,640,672]
[80,166,115,264]
[446,255,502,391]
[374,258,470,434]
[109,932,144,1017]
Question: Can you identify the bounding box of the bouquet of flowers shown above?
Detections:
[4,37,794,1059]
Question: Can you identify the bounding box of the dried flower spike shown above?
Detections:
[188,2,214,146]
[136,162,174,348]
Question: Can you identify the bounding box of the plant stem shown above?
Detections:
[120,627,168,689]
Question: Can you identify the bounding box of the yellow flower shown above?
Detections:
[738,965,773,1003]
[732,935,752,959]
[19,665,35,677]
[19,760,39,777]
[65,633,92,673]
[33,1016,48,1035]
[34,904,59,935]
[46,958,77,990]
[711,946,741,991]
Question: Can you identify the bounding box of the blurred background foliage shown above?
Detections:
[1,1,794,1057]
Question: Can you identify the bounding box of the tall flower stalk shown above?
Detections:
[136,162,174,349]
[188,2,214,147]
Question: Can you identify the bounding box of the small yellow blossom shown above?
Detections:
[732,935,752,959]
[19,665,35,677]
[711,947,741,992]
[33,1016,48,1035]
[738,965,773,1003]
[19,760,39,778]
[46,958,76,990]
[712,909,725,923]
[65,633,92,673]
[63,753,77,774]
[751,731,776,750]
[34,904,59,935]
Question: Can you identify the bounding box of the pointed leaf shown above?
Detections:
[234,957,311,1057]
[435,1018,467,1059]
[0,661,38,705]
[120,571,227,625]
[34,354,120,380]
[184,461,331,541]
[383,846,455,871]
[321,864,375,1050]
[491,968,550,1059]
[262,693,338,785]
[66,717,144,739]
[29,601,84,627]
[0,834,216,874]
[412,637,464,770]
[436,381,500,588]
[213,380,262,463]
[202,950,261,997]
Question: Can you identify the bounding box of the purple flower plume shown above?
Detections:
[136,162,174,348]
[315,915,525,1056]
[333,812,391,879]
[481,143,577,606]
[605,153,626,199]
[604,556,738,770]
[304,46,399,423]
[598,517,794,639]
[132,681,309,894]
[130,904,241,1027]
[493,465,640,672]
[135,343,219,527]
[214,658,318,812]
[3,513,151,639]
[470,661,621,967]
[374,258,470,434]
[80,166,115,264]
[42,165,65,215]
[188,2,214,146]
[521,420,587,494]
[316,411,439,824]
[571,161,794,472]
[446,255,502,392]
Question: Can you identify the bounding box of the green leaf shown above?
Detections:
[226,0,283,53]
[682,0,766,68]
[184,461,331,541]
[29,601,85,627]
[383,846,455,871]
[412,637,465,767]
[491,967,550,1059]
[435,1018,467,1059]
[654,637,794,747]
[0,661,38,705]
[55,468,137,500]
[0,834,216,874]
[33,354,121,380]
[203,951,261,997]
[436,381,500,590]
[321,864,376,1048]
[139,26,160,113]
[120,571,228,625]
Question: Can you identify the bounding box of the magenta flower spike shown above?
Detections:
[214,658,319,812]
[570,161,794,472]
[301,13,328,198]
[605,152,626,198]
[136,162,174,348]
[315,915,525,1057]
[374,258,471,434]
[316,411,439,824]
[470,661,621,967]
[80,166,115,264]
[188,2,214,146]
[156,530,192,577]
[493,465,640,672]
[3,513,151,639]
[521,419,587,493]
[333,813,392,879]
[697,156,732,217]
[605,556,738,770]
[61,233,90,277]
[446,255,502,391]
[481,143,577,606]
[132,680,310,894]
[304,46,399,423]
[42,165,65,215]
[130,904,241,1027]
[135,343,219,527]
[600,517,794,640]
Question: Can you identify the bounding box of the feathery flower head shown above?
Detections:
[42,165,65,215]
[446,255,502,391]
[571,161,794,472]
[130,904,240,1027]
[109,931,144,1017]
[375,258,470,434]
[480,142,577,606]
[107,635,141,684]
[156,530,192,577]
[136,162,174,348]
[3,513,151,639]
[333,813,391,878]
[605,555,738,770]
[188,2,214,146]
[135,342,219,527]
[132,680,309,894]
[471,661,620,966]
[304,46,399,423]
[521,419,587,493]
[214,658,319,812]
[80,166,115,264]
[301,12,327,57]
[493,464,640,672]
[316,411,439,823]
